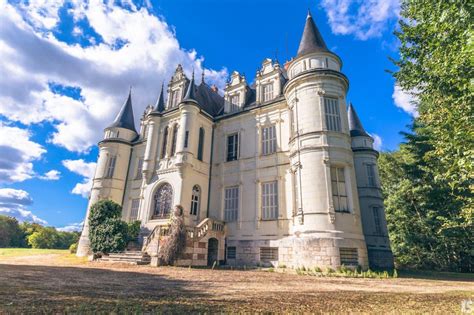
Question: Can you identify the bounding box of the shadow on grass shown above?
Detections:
[0,264,220,313]
[399,269,474,282]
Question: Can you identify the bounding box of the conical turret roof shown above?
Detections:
[108,89,137,133]
[182,72,198,104]
[297,10,329,57]
[154,83,165,112]
[348,103,369,137]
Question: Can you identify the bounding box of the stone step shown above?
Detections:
[98,251,151,265]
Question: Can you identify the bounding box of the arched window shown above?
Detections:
[171,125,178,156]
[152,183,173,219]
[190,185,200,216]
[197,127,204,161]
[161,126,168,159]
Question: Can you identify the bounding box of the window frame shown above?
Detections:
[130,199,140,220]
[261,180,279,220]
[135,157,144,180]
[197,127,205,161]
[226,133,239,162]
[161,126,169,159]
[373,206,383,235]
[190,185,201,216]
[105,155,116,178]
[262,83,274,102]
[366,164,377,187]
[324,97,341,132]
[261,125,277,156]
[331,166,349,213]
[170,125,178,156]
[224,186,239,222]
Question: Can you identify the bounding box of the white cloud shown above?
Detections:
[370,133,383,151]
[392,84,418,117]
[320,0,400,40]
[0,188,47,224]
[62,159,96,198]
[57,221,83,232]
[39,169,61,180]
[0,122,46,183]
[0,0,228,153]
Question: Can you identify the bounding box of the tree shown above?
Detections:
[382,0,473,272]
[158,206,186,266]
[28,227,59,249]
[88,200,129,254]
[0,216,25,247]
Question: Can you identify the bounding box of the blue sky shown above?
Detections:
[0,0,414,230]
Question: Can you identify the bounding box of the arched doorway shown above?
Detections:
[207,238,218,266]
[152,183,173,219]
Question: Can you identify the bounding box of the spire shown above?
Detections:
[154,82,165,112]
[108,88,137,133]
[182,70,198,103]
[297,10,329,57]
[348,103,369,137]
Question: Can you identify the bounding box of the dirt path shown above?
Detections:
[0,254,472,313]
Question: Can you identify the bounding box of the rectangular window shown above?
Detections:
[224,187,239,222]
[261,125,277,155]
[339,248,358,266]
[263,83,274,102]
[184,131,189,148]
[331,167,349,213]
[171,126,178,156]
[197,128,204,161]
[261,181,278,220]
[135,158,143,180]
[227,246,236,259]
[226,133,239,162]
[130,199,140,220]
[366,164,376,187]
[105,155,116,178]
[373,206,382,235]
[260,247,278,262]
[230,95,239,105]
[170,90,180,107]
[324,97,341,131]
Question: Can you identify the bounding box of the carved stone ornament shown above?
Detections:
[329,213,336,223]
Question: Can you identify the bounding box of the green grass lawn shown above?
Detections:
[0,248,69,257]
[0,248,87,265]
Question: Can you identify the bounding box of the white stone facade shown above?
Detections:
[77,12,393,270]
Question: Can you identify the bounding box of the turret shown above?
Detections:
[77,90,138,257]
[348,104,394,269]
[282,11,369,268]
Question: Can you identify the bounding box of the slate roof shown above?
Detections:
[180,76,225,117]
[108,90,137,133]
[348,103,369,137]
[153,83,166,112]
[297,10,330,57]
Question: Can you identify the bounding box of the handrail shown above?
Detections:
[142,225,161,251]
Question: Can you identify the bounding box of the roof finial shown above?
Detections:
[307,8,312,18]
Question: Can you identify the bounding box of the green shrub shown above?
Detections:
[314,266,322,273]
[89,200,128,254]
[69,243,78,254]
[126,220,141,242]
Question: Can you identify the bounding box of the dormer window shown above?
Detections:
[170,90,180,108]
[229,94,240,112]
[263,83,274,102]
[230,95,239,106]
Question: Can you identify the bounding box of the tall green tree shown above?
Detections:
[0,216,25,247]
[88,200,129,254]
[382,0,473,271]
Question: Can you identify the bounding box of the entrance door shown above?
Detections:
[207,238,218,266]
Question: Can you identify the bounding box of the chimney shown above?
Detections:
[210,85,218,93]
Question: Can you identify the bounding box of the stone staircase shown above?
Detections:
[98,251,151,265]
